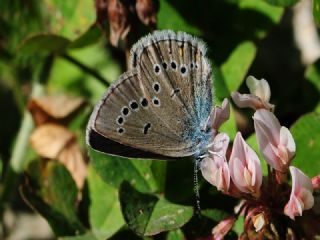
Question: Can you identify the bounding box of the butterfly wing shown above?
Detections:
[87,30,213,159]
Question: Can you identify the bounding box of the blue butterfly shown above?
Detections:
[86,30,214,163]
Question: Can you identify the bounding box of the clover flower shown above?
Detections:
[201,76,316,239]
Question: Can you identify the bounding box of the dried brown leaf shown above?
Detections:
[30,124,74,159]
[58,142,87,190]
[28,95,84,125]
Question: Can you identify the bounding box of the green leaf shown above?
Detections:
[59,232,98,240]
[212,65,230,100]
[19,34,71,54]
[42,162,79,218]
[21,161,85,236]
[166,229,185,240]
[221,41,257,92]
[87,166,125,240]
[150,161,167,193]
[49,43,120,98]
[119,182,193,236]
[144,198,193,236]
[293,59,320,114]
[19,25,102,55]
[89,148,158,193]
[290,112,320,177]
[262,0,298,7]
[305,59,320,92]
[233,216,244,235]
[43,0,96,40]
[158,0,201,35]
[201,209,229,222]
[314,0,320,26]
[238,0,284,24]
[69,24,102,49]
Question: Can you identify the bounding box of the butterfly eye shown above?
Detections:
[190,62,194,69]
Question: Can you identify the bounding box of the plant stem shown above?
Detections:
[61,53,110,87]
[10,55,54,172]
[0,55,54,217]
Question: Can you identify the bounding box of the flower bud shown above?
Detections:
[312,175,320,190]
[106,0,132,47]
[253,109,296,173]
[284,166,314,220]
[135,0,159,28]
[201,133,230,193]
[231,76,274,111]
[212,216,236,240]
[229,132,262,197]
[207,98,230,132]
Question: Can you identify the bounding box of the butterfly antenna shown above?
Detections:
[194,158,201,214]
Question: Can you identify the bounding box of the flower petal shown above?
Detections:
[231,92,274,111]
[230,132,246,163]
[253,109,281,145]
[291,166,313,194]
[284,166,314,220]
[284,194,303,220]
[208,98,230,131]
[212,216,236,240]
[246,76,271,102]
[200,157,218,186]
[279,126,296,159]
[229,132,262,194]
[253,109,289,171]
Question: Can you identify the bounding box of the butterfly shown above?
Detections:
[86,30,214,162]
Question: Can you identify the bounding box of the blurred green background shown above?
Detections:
[1,0,320,239]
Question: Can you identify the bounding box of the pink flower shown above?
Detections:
[207,98,230,131]
[212,216,236,240]
[284,166,314,220]
[312,175,320,190]
[253,109,296,173]
[229,132,262,196]
[201,133,230,193]
[231,76,274,111]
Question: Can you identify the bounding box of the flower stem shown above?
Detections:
[61,53,110,87]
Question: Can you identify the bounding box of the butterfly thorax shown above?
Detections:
[185,120,214,160]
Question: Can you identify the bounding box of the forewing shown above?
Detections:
[87,30,213,158]
[130,30,213,143]
[87,70,195,158]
